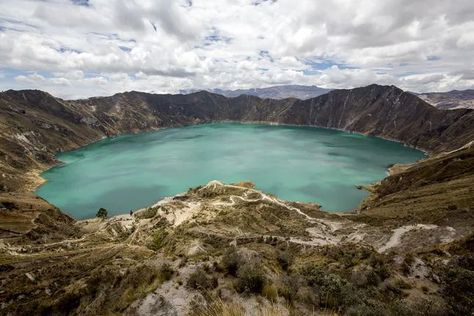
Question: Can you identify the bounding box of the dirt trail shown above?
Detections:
[378,224,438,253]
[203,181,320,222]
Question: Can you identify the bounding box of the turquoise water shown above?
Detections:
[36,123,424,219]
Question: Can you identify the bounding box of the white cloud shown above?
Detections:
[0,0,473,97]
[15,73,46,83]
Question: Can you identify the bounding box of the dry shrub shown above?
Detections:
[262,283,278,301]
[187,267,218,290]
[235,262,266,294]
[256,303,289,316]
[220,248,243,276]
[190,298,245,316]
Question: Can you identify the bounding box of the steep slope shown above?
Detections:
[284,85,474,152]
[0,90,105,191]
[0,192,80,244]
[418,89,474,110]
[359,142,474,230]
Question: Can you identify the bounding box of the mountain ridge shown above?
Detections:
[417,88,474,110]
[179,84,331,100]
[1,84,473,192]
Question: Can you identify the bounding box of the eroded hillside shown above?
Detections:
[1,181,472,315]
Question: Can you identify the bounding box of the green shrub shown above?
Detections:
[374,263,391,281]
[401,253,414,275]
[298,265,358,310]
[96,207,108,218]
[345,303,387,316]
[148,228,168,251]
[277,251,292,271]
[350,265,377,287]
[296,286,317,306]
[158,263,174,282]
[187,267,218,291]
[442,266,474,315]
[365,270,381,286]
[220,248,243,276]
[297,264,325,287]
[325,245,372,268]
[385,277,411,296]
[278,275,300,303]
[137,207,157,219]
[235,262,266,294]
[392,277,412,290]
[368,253,391,281]
[316,273,349,308]
[387,298,447,316]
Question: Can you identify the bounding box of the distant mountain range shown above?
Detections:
[180,85,474,110]
[180,84,331,100]
[417,89,474,110]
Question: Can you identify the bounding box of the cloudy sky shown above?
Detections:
[0,0,473,98]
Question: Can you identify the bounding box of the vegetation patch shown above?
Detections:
[187,267,218,291]
[136,207,158,219]
[235,262,267,294]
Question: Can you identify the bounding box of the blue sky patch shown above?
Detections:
[58,47,82,54]
[119,46,132,52]
[303,59,356,75]
[259,50,274,62]
[204,31,232,46]
[71,0,90,6]
[427,55,441,61]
